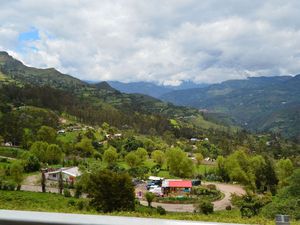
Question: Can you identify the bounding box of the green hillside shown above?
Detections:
[161,76,300,138]
[0,51,229,141]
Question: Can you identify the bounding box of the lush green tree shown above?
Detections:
[232,193,271,218]
[46,144,63,164]
[166,147,194,178]
[87,170,135,212]
[286,168,300,197]
[37,126,57,144]
[84,129,96,141]
[276,159,294,188]
[21,128,34,149]
[23,153,40,172]
[103,147,118,167]
[125,151,140,168]
[10,161,24,190]
[216,156,230,182]
[151,150,165,167]
[145,192,155,207]
[29,141,49,162]
[75,137,95,157]
[261,169,300,219]
[135,147,148,162]
[224,150,256,190]
[123,137,143,152]
[195,153,204,166]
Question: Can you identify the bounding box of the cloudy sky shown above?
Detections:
[1,0,300,85]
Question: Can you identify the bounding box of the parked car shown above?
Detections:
[149,187,164,197]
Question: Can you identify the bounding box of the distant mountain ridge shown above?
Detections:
[108,81,208,98]
[0,51,227,136]
[161,75,300,138]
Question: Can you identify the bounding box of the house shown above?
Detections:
[4,142,13,147]
[162,179,192,196]
[190,138,200,142]
[46,167,81,184]
[57,129,65,134]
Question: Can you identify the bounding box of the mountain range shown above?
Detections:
[0,51,226,138]
[1,51,299,139]
[105,74,300,138]
[160,76,300,138]
[108,81,208,98]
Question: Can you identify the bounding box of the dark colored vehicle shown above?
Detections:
[192,179,201,186]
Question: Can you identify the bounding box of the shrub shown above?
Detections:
[77,200,90,211]
[77,200,85,210]
[226,205,232,210]
[195,200,214,215]
[206,184,217,190]
[68,199,76,206]
[156,206,166,215]
[145,192,156,207]
[63,189,72,197]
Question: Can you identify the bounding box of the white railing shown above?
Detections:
[0,210,244,225]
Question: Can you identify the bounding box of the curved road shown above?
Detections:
[21,174,245,213]
[139,182,245,212]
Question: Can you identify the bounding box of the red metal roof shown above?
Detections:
[168,180,192,188]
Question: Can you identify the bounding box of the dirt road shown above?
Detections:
[22,174,245,212]
[139,182,245,212]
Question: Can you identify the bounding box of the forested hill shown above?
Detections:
[161,76,300,138]
[108,81,208,98]
[0,51,229,143]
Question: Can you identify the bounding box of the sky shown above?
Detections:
[1,0,300,85]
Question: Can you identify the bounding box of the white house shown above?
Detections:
[46,167,81,183]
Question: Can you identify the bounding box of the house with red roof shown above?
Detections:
[162,179,192,196]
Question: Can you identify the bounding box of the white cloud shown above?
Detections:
[0,0,300,84]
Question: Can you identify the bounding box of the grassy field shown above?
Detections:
[0,147,25,158]
[0,190,292,225]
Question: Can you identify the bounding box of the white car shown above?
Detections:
[149,187,164,197]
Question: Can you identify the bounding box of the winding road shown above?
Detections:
[139,182,245,212]
[21,174,245,213]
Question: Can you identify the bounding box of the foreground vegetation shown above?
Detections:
[1,190,296,225]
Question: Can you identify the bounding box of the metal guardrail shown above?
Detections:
[0,210,245,225]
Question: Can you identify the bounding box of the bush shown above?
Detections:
[145,192,156,207]
[0,181,16,191]
[63,189,72,197]
[206,184,217,190]
[68,199,76,206]
[195,200,214,215]
[77,200,89,211]
[231,193,271,218]
[156,206,166,215]
[226,205,232,210]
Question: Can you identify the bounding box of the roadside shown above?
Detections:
[139,182,245,212]
[22,174,245,212]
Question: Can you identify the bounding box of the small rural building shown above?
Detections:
[46,167,81,184]
[162,179,192,196]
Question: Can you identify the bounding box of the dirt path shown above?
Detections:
[204,182,245,210]
[0,155,16,160]
[139,182,245,212]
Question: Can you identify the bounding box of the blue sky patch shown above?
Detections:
[18,27,40,42]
